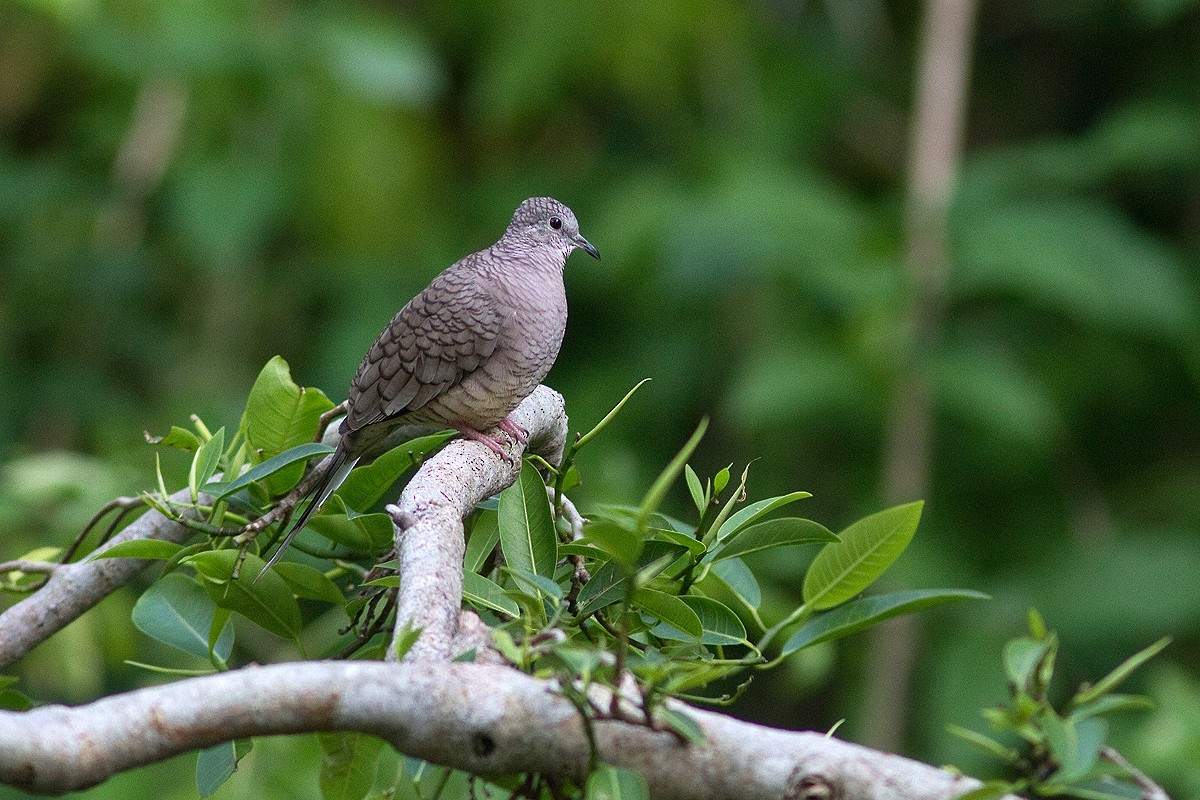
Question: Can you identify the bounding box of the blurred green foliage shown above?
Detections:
[0,0,1198,797]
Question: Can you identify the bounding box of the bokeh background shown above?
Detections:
[1,0,1198,797]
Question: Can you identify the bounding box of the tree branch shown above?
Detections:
[0,661,1012,800]
[386,384,567,662]
[0,384,1017,798]
[0,490,195,671]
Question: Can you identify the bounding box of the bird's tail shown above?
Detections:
[257,446,359,579]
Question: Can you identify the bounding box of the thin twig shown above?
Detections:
[0,560,58,576]
[1101,746,1172,800]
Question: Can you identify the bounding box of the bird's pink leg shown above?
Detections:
[497,416,529,444]
[455,426,513,463]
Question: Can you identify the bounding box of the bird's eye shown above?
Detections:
[549,216,562,230]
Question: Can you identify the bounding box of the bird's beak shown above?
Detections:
[573,234,600,261]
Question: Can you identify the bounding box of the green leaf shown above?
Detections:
[131,572,234,663]
[631,587,702,638]
[1004,636,1056,692]
[708,558,763,611]
[946,724,1021,763]
[576,541,689,617]
[1042,712,1106,785]
[92,539,185,561]
[462,571,521,616]
[1068,693,1155,722]
[392,621,423,662]
[307,498,394,553]
[186,551,303,639]
[658,707,705,744]
[654,596,746,645]
[1073,636,1171,706]
[148,425,202,452]
[504,565,564,603]
[582,520,643,564]
[0,688,31,711]
[649,527,707,557]
[497,460,557,579]
[189,428,225,503]
[684,464,705,515]
[802,501,923,611]
[780,589,989,657]
[239,356,335,495]
[638,418,708,527]
[335,432,455,510]
[203,443,334,501]
[714,490,812,542]
[586,765,649,800]
[707,517,837,563]
[574,378,652,451]
[1048,780,1144,800]
[464,510,499,574]
[196,741,240,798]
[713,465,730,494]
[272,562,345,605]
[318,732,385,800]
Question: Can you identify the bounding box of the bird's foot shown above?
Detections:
[456,426,514,464]
[497,416,529,444]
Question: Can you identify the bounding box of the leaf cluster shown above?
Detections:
[951,610,1170,800]
[7,359,989,799]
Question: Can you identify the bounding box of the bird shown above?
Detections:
[260,197,599,575]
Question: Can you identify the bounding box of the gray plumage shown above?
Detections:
[262,197,598,574]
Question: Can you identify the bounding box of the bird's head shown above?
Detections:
[507,197,600,261]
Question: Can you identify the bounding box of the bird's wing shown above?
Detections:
[342,265,503,434]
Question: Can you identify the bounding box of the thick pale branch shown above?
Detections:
[0,661,1009,800]
[0,489,195,670]
[0,385,1016,798]
[387,385,567,662]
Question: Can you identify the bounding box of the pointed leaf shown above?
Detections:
[582,520,643,564]
[306,497,394,553]
[707,517,837,563]
[203,443,333,501]
[189,428,225,502]
[239,356,335,495]
[318,732,385,800]
[781,589,989,657]
[148,425,202,452]
[272,562,345,605]
[638,419,707,527]
[708,557,763,610]
[186,551,302,638]
[655,596,746,645]
[93,540,185,561]
[632,588,702,638]
[1074,636,1171,706]
[1004,636,1055,692]
[497,460,557,578]
[684,464,705,515]
[586,765,649,800]
[463,571,520,616]
[714,491,812,542]
[196,741,239,798]
[658,707,706,744]
[464,510,499,574]
[576,541,689,617]
[132,573,234,663]
[802,501,923,610]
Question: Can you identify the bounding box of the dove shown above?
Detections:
[261,197,598,574]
